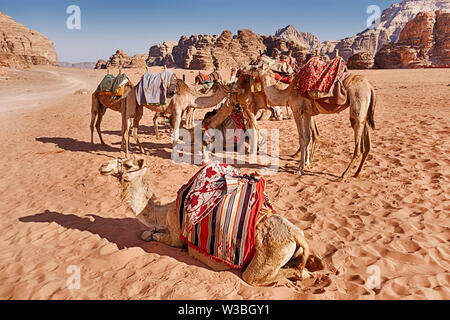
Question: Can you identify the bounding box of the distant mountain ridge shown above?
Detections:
[275,25,319,50]
[59,62,96,69]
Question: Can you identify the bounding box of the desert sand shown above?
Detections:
[0,66,448,299]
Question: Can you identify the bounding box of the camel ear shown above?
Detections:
[306,254,324,272]
[136,158,145,169]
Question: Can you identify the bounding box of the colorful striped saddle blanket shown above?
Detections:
[176,161,270,269]
[195,71,222,84]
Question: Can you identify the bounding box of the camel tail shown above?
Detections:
[367,86,376,130]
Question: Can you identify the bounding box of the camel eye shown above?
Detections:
[123,163,132,170]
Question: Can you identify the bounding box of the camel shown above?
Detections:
[90,72,142,154]
[99,157,324,286]
[114,78,234,158]
[249,62,376,180]
[231,73,320,163]
[166,79,235,147]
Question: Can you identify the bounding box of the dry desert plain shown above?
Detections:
[0,66,449,299]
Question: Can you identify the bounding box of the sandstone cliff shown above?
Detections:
[375,10,450,68]
[319,0,449,61]
[0,11,58,68]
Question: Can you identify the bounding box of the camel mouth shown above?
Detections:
[99,168,114,175]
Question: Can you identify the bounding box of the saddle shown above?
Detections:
[195,71,222,85]
[176,161,273,269]
[96,74,129,98]
[296,57,353,114]
[136,70,177,106]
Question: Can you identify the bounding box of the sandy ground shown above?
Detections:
[0,66,448,300]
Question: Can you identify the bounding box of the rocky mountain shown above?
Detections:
[375,10,450,68]
[0,11,58,68]
[59,61,96,69]
[275,25,320,50]
[347,51,375,69]
[94,0,450,70]
[321,0,450,61]
[97,29,311,70]
[95,50,149,69]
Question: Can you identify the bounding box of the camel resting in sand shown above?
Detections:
[99,157,324,286]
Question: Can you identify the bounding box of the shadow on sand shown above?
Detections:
[18,210,221,271]
[36,137,120,155]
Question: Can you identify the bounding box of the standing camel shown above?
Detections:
[90,73,143,155]
[232,73,320,164]
[99,157,324,286]
[167,79,233,147]
[250,63,376,180]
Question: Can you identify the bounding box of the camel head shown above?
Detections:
[99,157,153,216]
[248,63,270,79]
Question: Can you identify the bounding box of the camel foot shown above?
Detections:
[297,169,305,176]
[336,176,346,182]
[141,231,153,242]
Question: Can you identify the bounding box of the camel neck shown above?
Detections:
[260,73,288,106]
[193,88,227,108]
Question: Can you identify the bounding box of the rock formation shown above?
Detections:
[95,50,149,69]
[0,11,58,68]
[95,59,107,69]
[319,0,450,61]
[375,10,450,68]
[275,25,319,50]
[143,29,309,70]
[347,51,375,69]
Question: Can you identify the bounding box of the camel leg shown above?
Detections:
[354,124,371,178]
[339,118,364,181]
[153,112,160,139]
[303,115,312,169]
[290,105,303,158]
[171,109,183,146]
[95,105,107,145]
[121,113,133,158]
[244,108,258,161]
[90,111,97,145]
[185,107,195,129]
[296,115,308,175]
[309,117,320,164]
[90,94,99,144]
[131,105,144,154]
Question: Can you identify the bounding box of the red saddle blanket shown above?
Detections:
[297,57,347,96]
[297,57,352,112]
[176,161,269,268]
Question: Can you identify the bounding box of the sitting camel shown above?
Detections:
[99,157,324,286]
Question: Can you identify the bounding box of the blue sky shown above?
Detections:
[0,0,399,62]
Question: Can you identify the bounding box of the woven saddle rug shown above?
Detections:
[296,57,352,113]
[135,70,176,106]
[195,71,222,84]
[96,74,129,97]
[176,161,270,269]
